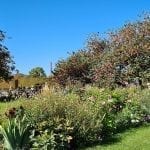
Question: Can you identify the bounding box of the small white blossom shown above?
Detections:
[131,119,136,123]
[102,101,106,105]
[108,99,113,103]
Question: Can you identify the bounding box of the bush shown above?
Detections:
[26,94,104,148]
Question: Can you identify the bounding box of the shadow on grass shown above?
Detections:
[82,124,150,149]
[101,134,121,145]
[80,134,122,150]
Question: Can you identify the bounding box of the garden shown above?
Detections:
[0,13,150,149]
[0,86,149,149]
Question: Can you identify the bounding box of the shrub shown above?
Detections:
[139,89,150,114]
[27,94,104,148]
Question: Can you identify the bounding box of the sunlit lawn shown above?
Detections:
[85,125,150,150]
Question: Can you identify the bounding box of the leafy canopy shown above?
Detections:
[93,13,150,87]
[0,30,15,81]
[53,13,150,88]
[29,67,46,77]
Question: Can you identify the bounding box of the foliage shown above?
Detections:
[138,88,150,115]
[0,87,149,149]
[52,13,150,88]
[100,87,149,137]
[32,118,74,149]
[0,106,32,150]
[53,50,91,86]
[25,91,104,148]
[0,30,15,81]
[81,85,110,101]
[53,34,107,86]
[29,67,46,78]
[93,14,150,88]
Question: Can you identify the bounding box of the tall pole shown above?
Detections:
[50,61,53,75]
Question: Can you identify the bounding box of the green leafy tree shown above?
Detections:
[29,67,46,77]
[0,30,15,81]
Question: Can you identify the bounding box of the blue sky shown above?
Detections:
[0,0,149,75]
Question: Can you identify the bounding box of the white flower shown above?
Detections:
[108,99,113,103]
[102,101,106,105]
[131,119,136,123]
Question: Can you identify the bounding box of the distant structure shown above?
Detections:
[50,61,53,75]
[14,69,19,89]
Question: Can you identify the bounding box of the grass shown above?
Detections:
[84,125,150,150]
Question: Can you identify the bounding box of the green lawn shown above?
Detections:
[85,126,150,150]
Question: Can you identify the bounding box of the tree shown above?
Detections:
[53,13,150,88]
[93,13,150,87]
[29,67,46,77]
[0,30,15,81]
[53,50,91,86]
[52,34,108,86]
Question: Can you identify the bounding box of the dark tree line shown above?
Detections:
[0,30,15,81]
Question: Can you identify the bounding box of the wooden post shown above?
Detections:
[14,79,19,89]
